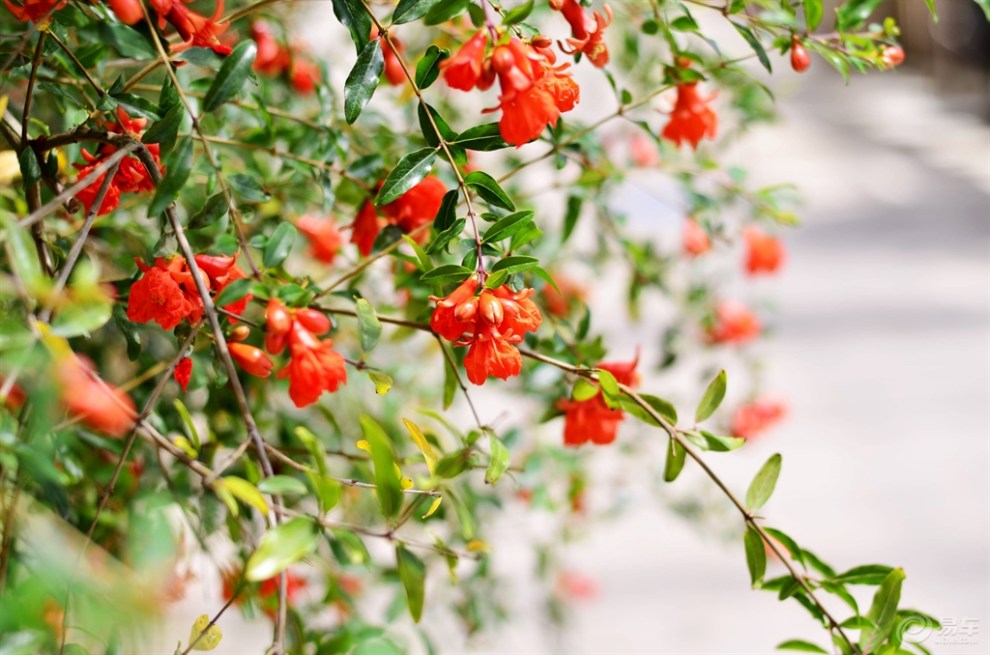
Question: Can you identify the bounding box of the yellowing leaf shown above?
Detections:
[400,476,413,490]
[173,436,198,459]
[188,614,222,651]
[402,418,438,475]
[466,539,489,553]
[422,495,442,519]
[219,476,269,516]
[355,439,370,453]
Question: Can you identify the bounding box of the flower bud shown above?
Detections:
[790,38,811,73]
[229,325,251,342]
[295,308,331,336]
[478,291,504,325]
[229,343,274,378]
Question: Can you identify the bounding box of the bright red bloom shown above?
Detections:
[430,279,542,385]
[148,0,231,56]
[107,0,142,24]
[297,215,342,264]
[553,0,612,68]
[731,397,787,439]
[127,261,202,330]
[441,30,489,91]
[57,355,137,438]
[351,200,381,257]
[279,321,347,407]
[222,568,307,620]
[558,357,638,446]
[193,253,251,320]
[373,27,406,86]
[743,226,785,275]
[74,109,163,216]
[487,37,580,146]
[174,357,192,391]
[381,176,446,235]
[3,0,66,22]
[683,219,711,257]
[880,45,905,68]
[541,275,585,317]
[290,57,321,94]
[0,377,26,411]
[707,300,761,345]
[662,83,718,149]
[229,343,274,378]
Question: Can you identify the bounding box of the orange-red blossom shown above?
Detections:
[743,226,785,275]
[351,176,445,257]
[662,79,717,149]
[551,0,613,68]
[558,356,638,446]
[430,275,542,385]
[265,299,347,407]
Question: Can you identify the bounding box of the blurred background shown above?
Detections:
[156,1,989,652]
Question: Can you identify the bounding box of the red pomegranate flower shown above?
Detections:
[429,277,543,385]
[552,0,613,68]
[662,82,717,149]
[264,299,347,407]
[731,397,787,439]
[706,300,761,345]
[351,200,381,258]
[297,215,343,264]
[3,0,66,22]
[174,357,193,391]
[558,356,638,446]
[352,176,445,257]
[441,31,490,91]
[148,0,231,56]
[743,226,785,275]
[126,260,202,330]
[57,355,137,438]
[683,219,711,257]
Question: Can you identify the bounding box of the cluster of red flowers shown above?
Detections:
[351,176,445,257]
[74,108,163,217]
[731,397,787,439]
[107,0,231,55]
[250,21,322,95]
[126,253,249,330]
[3,0,65,22]
[297,214,343,264]
[552,0,613,68]
[441,31,580,146]
[430,275,542,385]
[265,299,347,407]
[558,357,639,447]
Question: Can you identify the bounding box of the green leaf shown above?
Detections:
[484,435,509,485]
[212,276,252,309]
[417,103,456,148]
[220,476,269,515]
[777,640,828,653]
[921,0,937,20]
[396,544,426,622]
[245,517,319,581]
[803,0,824,30]
[423,0,467,25]
[663,437,687,482]
[228,174,270,202]
[640,393,678,425]
[490,255,538,276]
[17,148,41,187]
[464,171,515,211]
[414,44,449,88]
[562,194,583,244]
[332,0,371,53]
[366,370,393,394]
[763,527,801,561]
[501,0,534,25]
[50,293,112,338]
[360,415,403,519]
[572,378,599,402]
[596,370,620,408]
[451,123,510,151]
[862,568,905,652]
[835,0,885,31]
[433,189,459,232]
[256,475,308,497]
[263,222,297,268]
[147,137,192,217]
[744,526,766,587]
[482,210,533,244]
[187,192,228,230]
[354,297,382,351]
[829,564,895,586]
[420,264,472,285]
[142,104,184,155]
[109,92,161,121]
[344,39,385,125]
[671,14,699,31]
[203,41,256,112]
[695,370,727,423]
[746,453,782,512]
[375,148,437,206]
[731,22,772,73]
[684,430,746,452]
[442,350,457,409]
[393,0,445,23]
[975,0,990,21]
[426,217,466,255]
